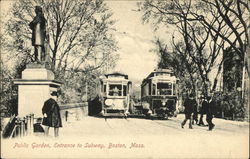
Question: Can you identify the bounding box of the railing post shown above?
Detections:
[26,115,31,134]
[30,114,34,135]
[24,117,27,135]
[20,118,25,137]
[15,118,21,138]
[65,111,68,122]
[85,101,88,116]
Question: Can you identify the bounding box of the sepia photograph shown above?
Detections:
[0,0,249,158]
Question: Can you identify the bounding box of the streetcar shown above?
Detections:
[141,69,178,119]
[99,72,132,117]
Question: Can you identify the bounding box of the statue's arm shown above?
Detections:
[29,21,34,29]
[29,16,42,29]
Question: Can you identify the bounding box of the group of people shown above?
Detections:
[41,91,216,138]
[181,94,215,131]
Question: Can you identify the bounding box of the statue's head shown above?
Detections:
[35,6,43,14]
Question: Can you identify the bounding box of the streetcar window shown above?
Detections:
[157,83,172,95]
[152,83,156,95]
[103,84,106,93]
[123,85,127,96]
[173,83,176,95]
[108,84,122,96]
[149,81,151,95]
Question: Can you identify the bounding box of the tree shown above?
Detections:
[3,0,118,77]
[153,39,197,96]
[138,0,249,119]
[139,0,249,63]
[0,59,19,117]
[195,0,249,63]
[138,0,227,97]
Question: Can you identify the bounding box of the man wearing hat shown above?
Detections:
[198,97,208,126]
[181,93,197,129]
[42,91,62,137]
[206,96,215,131]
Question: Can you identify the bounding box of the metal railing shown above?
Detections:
[8,114,34,139]
[4,103,88,138]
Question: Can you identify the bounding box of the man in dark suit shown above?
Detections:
[192,102,198,125]
[181,94,197,129]
[42,91,62,137]
[198,97,208,126]
[206,96,215,131]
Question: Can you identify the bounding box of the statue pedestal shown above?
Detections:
[13,64,62,118]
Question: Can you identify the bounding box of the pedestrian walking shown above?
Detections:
[206,96,215,131]
[181,94,197,129]
[198,97,208,126]
[42,91,62,137]
[192,102,198,125]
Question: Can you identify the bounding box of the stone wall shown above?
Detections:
[60,103,88,122]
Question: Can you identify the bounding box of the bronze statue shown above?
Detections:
[29,6,46,62]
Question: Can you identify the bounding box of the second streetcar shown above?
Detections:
[141,69,178,119]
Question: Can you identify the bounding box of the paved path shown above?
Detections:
[60,114,249,136]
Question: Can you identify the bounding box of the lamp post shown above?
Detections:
[85,80,88,101]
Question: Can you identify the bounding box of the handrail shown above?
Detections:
[9,125,18,139]
[9,115,16,123]
[2,115,17,138]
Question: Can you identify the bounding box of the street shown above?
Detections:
[2,114,249,158]
[60,114,249,136]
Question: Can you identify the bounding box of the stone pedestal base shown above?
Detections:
[14,66,62,118]
[22,69,54,80]
[22,63,54,80]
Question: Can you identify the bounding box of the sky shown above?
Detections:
[106,1,160,83]
[106,1,175,86]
